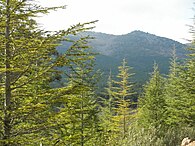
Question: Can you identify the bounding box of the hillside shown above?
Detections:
[87,31,187,83]
[59,30,187,85]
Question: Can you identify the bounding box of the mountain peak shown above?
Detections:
[127,30,157,38]
[130,30,146,34]
[60,30,187,83]
[87,30,186,57]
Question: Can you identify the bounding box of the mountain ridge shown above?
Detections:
[59,30,187,85]
[84,30,187,84]
[88,30,184,44]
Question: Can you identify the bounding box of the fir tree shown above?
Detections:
[112,59,135,138]
[0,0,97,145]
[51,37,100,145]
[99,71,116,145]
[164,48,186,126]
[138,63,166,129]
[165,42,195,127]
[99,59,135,145]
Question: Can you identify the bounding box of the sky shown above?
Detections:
[38,0,194,43]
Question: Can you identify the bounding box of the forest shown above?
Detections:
[0,1,195,146]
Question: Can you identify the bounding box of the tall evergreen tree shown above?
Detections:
[99,59,135,145]
[165,42,195,128]
[138,64,166,129]
[175,50,195,126]
[112,59,135,139]
[164,48,186,126]
[178,14,195,126]
[99,71,116,145]
[51,37,100,146]
[0,0,97,145]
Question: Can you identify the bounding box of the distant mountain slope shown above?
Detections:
[59,30,187,85]
[84,31,187,83]
[87,30,186,57]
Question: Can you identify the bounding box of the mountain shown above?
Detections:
[86,31,187,83]
[59,30,187,87]
[87,31,186,57]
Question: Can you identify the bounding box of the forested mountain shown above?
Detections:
[90,31,187,82]
[59,30,187,84]
[87,30,186,57]
[1,1,194,146]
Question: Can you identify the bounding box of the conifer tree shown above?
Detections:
[173,51,195,126]
[165,42,195,127]
[99,71,116,145]
[50,37,100,146]
[164,48,186,126]
[99,59,135,145]
[0,0,97,145]
[112,58,135,140]
[161,47,195,144]
[179,16,195,126]
[138,64,166,129]
[182,38,195,126]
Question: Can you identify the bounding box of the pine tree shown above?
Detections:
[99,71,116,145]
[164,48,186,126]
[50,37,100,146]
[138,63,166,129]
[165,43,195,127]
[182,39,195,126]
[99,59,135,145]
[177,15,195,126]
[112,58,135,140]
[0,0,97,145]
[175,51,195,126]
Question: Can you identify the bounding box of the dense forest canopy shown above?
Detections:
[0,0,194,146]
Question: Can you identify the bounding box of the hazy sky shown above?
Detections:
[38,0,194,43]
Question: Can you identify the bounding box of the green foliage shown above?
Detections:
[0,0,97,145]
[99,59,136,145]
[118,123,195,146]
[138,64,166,129]
[98,71,119,146]
[164,49,186,126]
[111,59,136,138]
[136,45,195,145]
[164,46,195,127]
[0,1,194,145]
[86,31,186,84]
[50,38,101,146]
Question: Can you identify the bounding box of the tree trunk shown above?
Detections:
[3,0,12,145]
